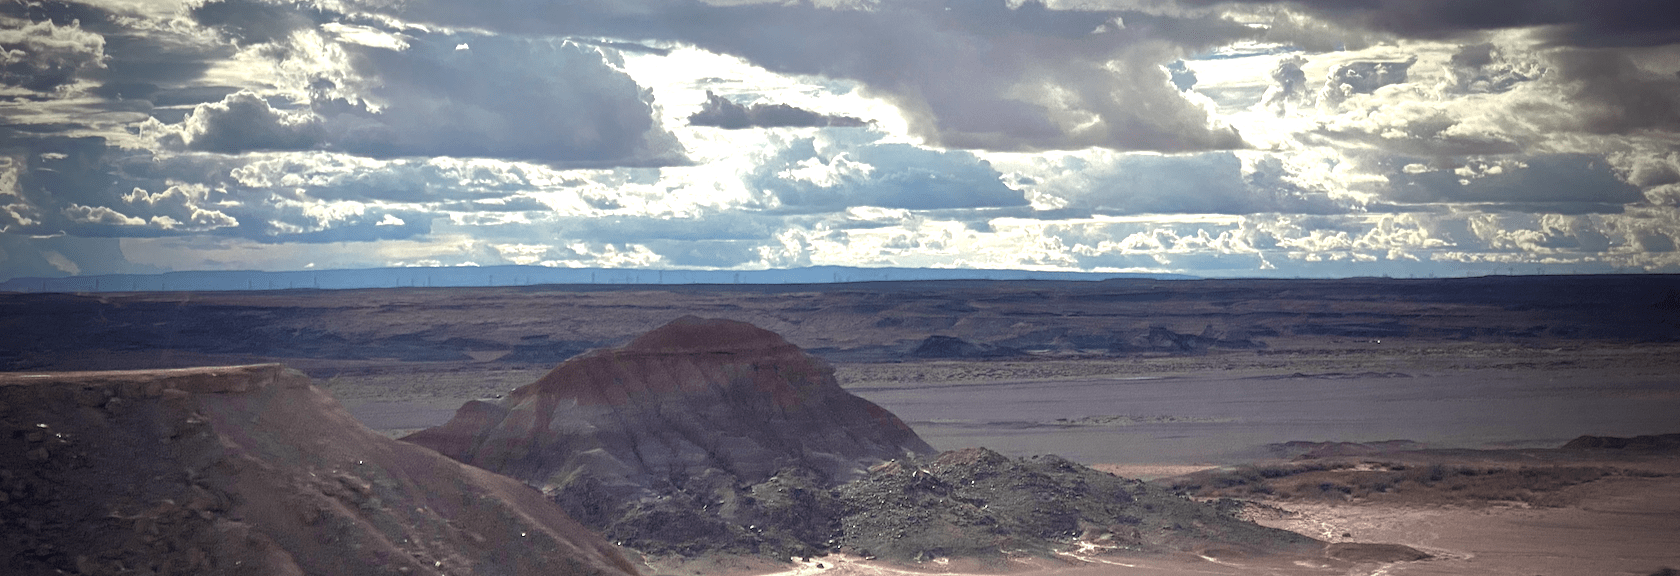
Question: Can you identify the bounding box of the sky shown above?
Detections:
[2,0,1678,282]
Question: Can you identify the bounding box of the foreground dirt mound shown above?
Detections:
[835,448,1323,562]
[0,364,638,576]
[405,316,935,557]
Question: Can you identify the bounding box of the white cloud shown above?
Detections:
[42,250,79,275]
[124,184,241,232]
[64,204,145,226]
[178,90,324,152]
[0,16,106,92]
[393,0,1253,153]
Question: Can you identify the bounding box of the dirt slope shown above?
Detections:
[405,316,936,558]
[0,364,638,576]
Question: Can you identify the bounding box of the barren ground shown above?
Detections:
[6,275,1679,574]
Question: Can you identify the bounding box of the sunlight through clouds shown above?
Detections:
[0,0,1676,280]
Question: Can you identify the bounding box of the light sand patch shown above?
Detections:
[1248,475,1680,575]
[1091,463,1221,480]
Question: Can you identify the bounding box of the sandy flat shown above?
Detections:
[1089,463,1222,480]
[1244,475,1680,575]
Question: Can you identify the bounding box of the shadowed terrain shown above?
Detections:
[5,275,1678,376]
[0,365,639,576]
[5,275,1679,575]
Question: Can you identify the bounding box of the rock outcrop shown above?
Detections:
[0,364,638,576]
[405,318,1335,565]
[405,316,935,557]
[1562,433,1680,451]
[908,335,1023,359]
[834,448,1324,562]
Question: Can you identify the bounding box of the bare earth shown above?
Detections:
[321,346,1680,576]
[5,276,1679,574]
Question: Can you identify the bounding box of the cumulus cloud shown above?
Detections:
[317,32,684,165]
[146,22,686,166]
[1543,48,1680,135]
[123,184,240,232]
[63,203,145,226]
[1319,56,1414,104]
[178,90,324,152]
[4,0,1679,281]
[1444,43,1541,94]
[390,0,1253,153]
[1205,0,1680,48]
[1385,155,1643,207]
[1260,55,1310,114]
[749,133,1027,212]
[688,91,868,129]
[0,15,106,92]
[1009,151,1348,216]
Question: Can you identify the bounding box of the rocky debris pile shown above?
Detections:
[0,364,638,576]
[405,316,936,559]
[1563,433,1680,451]
[908,336,1023,359]
[832,448,1322,562]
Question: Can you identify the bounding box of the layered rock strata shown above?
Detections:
[0,364,638,576]
[405,316,935,556]
[406,317,1350,565]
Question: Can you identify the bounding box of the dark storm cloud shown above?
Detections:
[0,0,238,130]
[688,91,868,129]
[387,0,1256,153]
[1444,44,1539,94]
[1544,49,1680,135]
[1386,154,1646,211]
[158,31,686,166]
[1201,0,1680,47]
[0,11,106,93]
[332,32,682,166]
[191,0,327,46]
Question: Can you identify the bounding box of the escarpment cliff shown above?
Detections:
[405,316,936,557]
[0,364,638,576]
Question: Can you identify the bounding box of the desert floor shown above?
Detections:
[323,343,1680,576]
[8,277,1678,574]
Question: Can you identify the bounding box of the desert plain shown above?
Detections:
[5,274,1679,575]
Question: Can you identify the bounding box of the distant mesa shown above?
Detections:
[0,364,638,576]
[909,335,1024,359]
[1111,325,1265,354]
[1562,433,1680,451]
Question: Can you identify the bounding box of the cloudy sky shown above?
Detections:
[2,0,1678,281]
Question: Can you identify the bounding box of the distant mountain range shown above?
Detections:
[0,265,1193,293]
